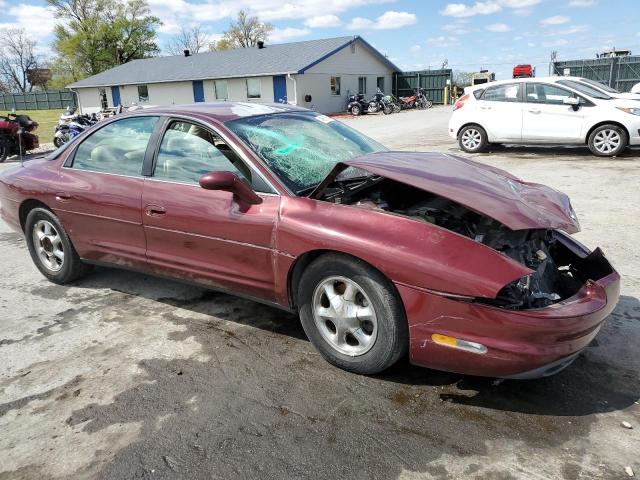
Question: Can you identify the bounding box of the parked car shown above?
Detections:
[513,64,535,78]
[449,76,640,156]
[0,103,620,378]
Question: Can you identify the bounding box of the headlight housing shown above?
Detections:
[616,107,640,116]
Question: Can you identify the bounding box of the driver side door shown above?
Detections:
[141,119,281,302]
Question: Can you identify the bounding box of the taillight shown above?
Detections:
[453,94,469,111]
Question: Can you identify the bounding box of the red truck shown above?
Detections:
[513,64,535,78]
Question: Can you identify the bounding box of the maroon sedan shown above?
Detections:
[0,103,620,378]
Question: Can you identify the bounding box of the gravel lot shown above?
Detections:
[1,107,638,480]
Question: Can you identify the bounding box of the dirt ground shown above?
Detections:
[0,107,638,480]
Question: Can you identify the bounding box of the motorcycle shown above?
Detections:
[347,93,369,116]
[398,91,417,110]
[415,88,434,109]
[53,110,99,147]
[0,113,39,163]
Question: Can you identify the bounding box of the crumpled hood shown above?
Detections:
[315,151,580,233]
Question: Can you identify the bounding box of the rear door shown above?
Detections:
[56,115,160,267]
[476,83,523,141]
[141,119,281,302]
[521,83,586,142]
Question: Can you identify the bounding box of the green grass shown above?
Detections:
[1,109,66,145]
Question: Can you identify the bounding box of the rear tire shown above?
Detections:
[588,124,627,157]
[25,207,92,284]
[458,124,488,153]
[297,253,408,375]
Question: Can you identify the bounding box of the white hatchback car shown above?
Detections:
[449,76,640,156]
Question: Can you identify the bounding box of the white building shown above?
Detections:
[68,36,399,114]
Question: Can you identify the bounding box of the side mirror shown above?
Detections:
[199,171,263,205]
[563,96,580,106]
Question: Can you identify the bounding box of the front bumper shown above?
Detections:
[397,248,620,378]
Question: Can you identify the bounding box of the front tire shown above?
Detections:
[0,144,7,163]
[350,104,361,116]
[25,207,92,284]
[458,124,488,153]
[297,254,408,375]
[588,124,627,157]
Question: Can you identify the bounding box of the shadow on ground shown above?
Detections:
[26,267,636,479]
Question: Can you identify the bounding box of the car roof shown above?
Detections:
[128,102,309,123]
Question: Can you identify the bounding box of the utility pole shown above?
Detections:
[549,50,557,76]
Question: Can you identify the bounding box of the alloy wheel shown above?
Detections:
[312,276,378,356]
[461,128,482,150]
[593,129,621,155]
[32,219,64,272]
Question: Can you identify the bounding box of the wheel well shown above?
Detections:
[287,249,391,311]
[585,121,630,144]
[457,122,486,138]
[19,199,50,232]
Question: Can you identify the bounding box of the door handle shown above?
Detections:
[528,109,541,114]
[480,106,492,110]
[144,204,166,216]
[55,192,72,201]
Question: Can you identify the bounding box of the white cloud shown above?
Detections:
[0,4,57,41]
[486,22,511,32]
[527,42,535,47]
[347,11,417,30]
[426,36,459,48]
[149,0,395,34]
[542,38,569,47]
[439,0,540,17]
[269,27,311,42]
[304,14,342,28]
[544,25,588,36]
[440,2,501,17]
[568,0,596,6]
[540,15,570,26]
[442,20,475,34]
[410,44,422,52]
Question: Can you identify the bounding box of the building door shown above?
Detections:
[111,86,121,106]
[192,80,205,102]
[273,75,287,103]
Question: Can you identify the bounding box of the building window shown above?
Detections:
[358,76,367,94]
[330,76,341,96]
[98,88,108,109]
[214,80,228,100]
[246,78,261,98]
[377,77,385,92]
[137,85,149,103]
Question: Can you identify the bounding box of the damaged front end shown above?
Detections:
[312,170,614,311]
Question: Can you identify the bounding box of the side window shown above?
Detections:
[72,116,158,176]
[482,84,521,102]
[154,121,251,185]
[526,83,575,105]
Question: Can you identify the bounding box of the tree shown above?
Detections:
[209,38,234,52]
[167,25,208,56]
[48,0,161,78]
[217,10,273,49]
[453,70,474,87]
[0,28,42,93]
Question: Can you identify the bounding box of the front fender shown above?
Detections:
[275,196,531,300]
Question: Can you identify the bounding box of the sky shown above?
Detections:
[1,0,639,80]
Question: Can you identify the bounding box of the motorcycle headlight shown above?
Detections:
[616,107,640,116]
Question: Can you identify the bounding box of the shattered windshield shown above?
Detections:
[226,111,387,193]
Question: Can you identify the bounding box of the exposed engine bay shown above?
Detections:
[317,175,606,310]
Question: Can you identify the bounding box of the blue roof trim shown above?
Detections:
[297,36,401,74]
